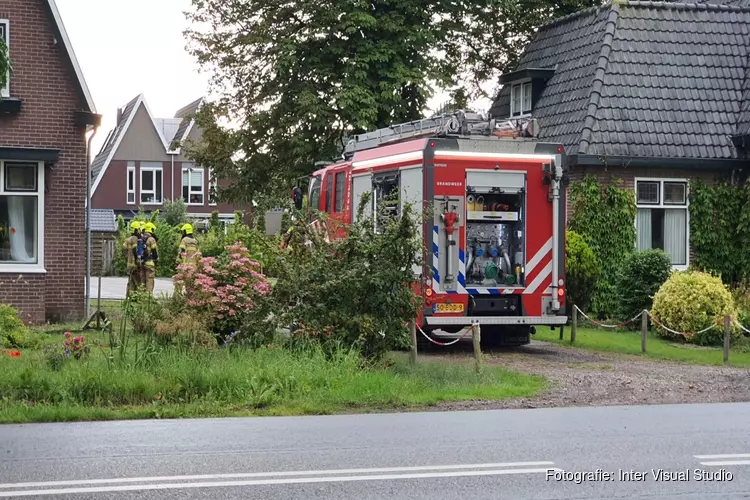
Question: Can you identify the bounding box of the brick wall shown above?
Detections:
[0,1,89,324]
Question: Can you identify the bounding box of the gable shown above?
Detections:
[176,122,205,161]
[490,1,750,160]
[113,103,170,161]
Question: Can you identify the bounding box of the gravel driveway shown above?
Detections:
[425,340,750,411]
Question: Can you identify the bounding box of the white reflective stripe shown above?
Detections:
[523,261,552,295]
[433,150,555,161]
[352,151,423,169]
[525,237,552,277]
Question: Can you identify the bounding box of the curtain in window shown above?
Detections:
[8,196,34,262]
[664,209,687,265]
[636,208,652,251]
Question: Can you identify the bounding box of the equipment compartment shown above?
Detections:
[465,191,525,287]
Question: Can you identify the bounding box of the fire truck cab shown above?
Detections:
[303,111,569,347]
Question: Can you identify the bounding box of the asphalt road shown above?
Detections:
[2,403,750,499]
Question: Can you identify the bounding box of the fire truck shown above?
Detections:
[298,111,569,347]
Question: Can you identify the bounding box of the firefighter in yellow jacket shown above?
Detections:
[123,220,142,297]
[142,222,159,295]
[174,223,199,295]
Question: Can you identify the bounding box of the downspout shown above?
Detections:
[85,124,99,316]
[171,153,175,201]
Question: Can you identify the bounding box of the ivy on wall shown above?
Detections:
[689,178,750,285]
[568,175,637,317]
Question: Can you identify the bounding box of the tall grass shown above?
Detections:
[0,345,544,423]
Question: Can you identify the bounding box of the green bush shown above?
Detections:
[732,282,750,331]
[616,249,673,324]
[651,270,739,345]
[268,194,422,360]
[565,230,600,311]
[0,303,31,349]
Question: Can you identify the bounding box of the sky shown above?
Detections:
[55,0,210,156]
[55,0,493,157]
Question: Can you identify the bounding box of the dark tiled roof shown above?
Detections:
[489,0,750,159]
[170,97,204,151]
[91,95,140,180]
[86,209,118,233]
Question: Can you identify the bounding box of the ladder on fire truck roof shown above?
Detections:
[342,110,539,159]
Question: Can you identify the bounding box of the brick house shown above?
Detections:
[90,94,243,225]
[0,0,100,324]
[490,0,750,271]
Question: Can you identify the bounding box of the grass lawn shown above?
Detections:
[535,325,750,368]
[2,317,545,423]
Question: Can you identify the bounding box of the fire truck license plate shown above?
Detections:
[433,303,464,313]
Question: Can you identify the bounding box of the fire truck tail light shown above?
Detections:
[558,278,564,286]
[425,288,433,296]
[557,288,565,298]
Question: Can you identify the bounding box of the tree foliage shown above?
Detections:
[568,175,637,317]
[0,38,10,90]
[689,177,750,286]
[183,0,601,203]
[564,230,600,311]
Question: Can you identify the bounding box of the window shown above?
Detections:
[325,174,332,213]
[0,161,44,271]
[308,175,321,211]
[182,165,204,205]
[635,179,688,268]
[140,162,163,204]
[510,80,532,117]
[0,20,9,97]
[373,172,400,232]
[126,162,135,205]
[208,168,217,206]
[334,172,345,213]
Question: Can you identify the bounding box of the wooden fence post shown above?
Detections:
[724,315,731,365]
[571,306,577,344]
[409,320,418,364]
[641,310,648,353]
[472,323,482,373]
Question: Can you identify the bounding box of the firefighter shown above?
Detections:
[174,223,199,295]
[142,222,159,295]
[124,220,142,297]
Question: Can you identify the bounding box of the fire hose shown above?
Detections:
[416,324,474,346]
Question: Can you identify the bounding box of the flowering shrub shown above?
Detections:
[174,242,272,340]
[43,332,89,371]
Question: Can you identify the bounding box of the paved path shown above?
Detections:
[86,276,174,300]
[1,403,749,498]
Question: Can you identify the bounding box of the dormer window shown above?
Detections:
[510,80,532,117]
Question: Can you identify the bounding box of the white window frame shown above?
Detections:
[140,163,163,205]
[208,167,217,206]
[510,79,532,118]
[182,165,205,206]
[126,162,135,205]
[0,19,10,98]
[0,160,45,273]
[634,177,690,271]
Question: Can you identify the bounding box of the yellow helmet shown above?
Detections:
[181,223,194,235]
[143,222,156,234]
[130,221,141,234]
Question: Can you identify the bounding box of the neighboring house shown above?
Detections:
[90,94,242,224]
[490,0,750,271]
[0,0,101,323]
[85,208,118,276]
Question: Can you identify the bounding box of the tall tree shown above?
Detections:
[184,0,600,203]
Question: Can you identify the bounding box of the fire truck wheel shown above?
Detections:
[480,325,531,348]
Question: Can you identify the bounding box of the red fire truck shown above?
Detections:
[299,111,569,347]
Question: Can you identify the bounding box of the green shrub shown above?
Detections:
[651,270,739,345]
[732,282,750,331]
[0,304,30,349]
[616,249,673,324]
[565,230,600,311]
[161,199,189,226]
[269,194,422,360]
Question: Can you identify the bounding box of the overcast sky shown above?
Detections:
[55,0,209,155]
[55,0,492,157]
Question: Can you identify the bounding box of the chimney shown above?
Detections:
[116,107,123,125]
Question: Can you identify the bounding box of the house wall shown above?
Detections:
[0,0,89,324]
[91,159,238,215]
[112,105,170,162]
[564,164,725,266]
